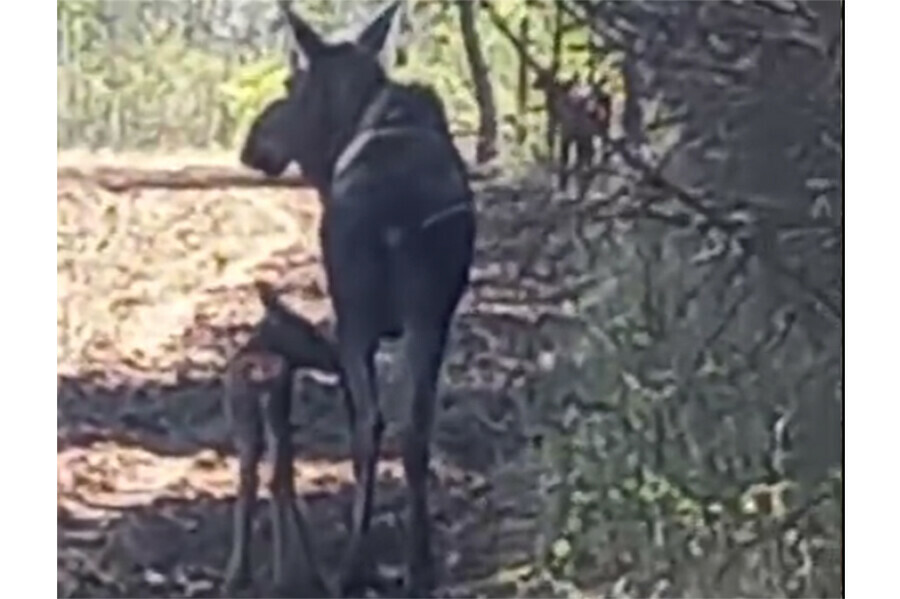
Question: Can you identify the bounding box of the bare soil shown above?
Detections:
[58,155,553,598]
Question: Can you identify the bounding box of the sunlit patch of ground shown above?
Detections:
[58,169,325,381]
[57,440,485,521]
[57,443,396,519]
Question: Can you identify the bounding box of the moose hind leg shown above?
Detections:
[401,324,448,597]
[574,136,596,199]
[558,135,573,192]
[338,341,385,595]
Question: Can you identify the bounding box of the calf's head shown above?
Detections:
[253,281,339,373]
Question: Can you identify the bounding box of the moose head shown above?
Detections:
[240,0,402,189]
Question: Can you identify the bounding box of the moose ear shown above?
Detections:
[278,0,325,60]
[356,1,402,58]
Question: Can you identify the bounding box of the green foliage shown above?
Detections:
[56,0,617,151]
[218,59,288,147]
[59,2,243,149]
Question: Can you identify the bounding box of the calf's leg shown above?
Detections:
[222,369,264,592]
[263,367,296,593]
[264,371,332,596]
[224,439,262,591]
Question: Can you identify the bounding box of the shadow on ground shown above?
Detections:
[58,475,498,598]
[58,337,536,598]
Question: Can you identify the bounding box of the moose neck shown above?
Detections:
[306,81,390,197]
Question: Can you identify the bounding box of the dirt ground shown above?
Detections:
[58,156,558,598]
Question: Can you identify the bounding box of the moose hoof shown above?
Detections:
[338,571,368,597]
[271,578,298,598]
[270,573,335,598]
[403,581,435,598]
[221,566,251,595]
[339,565,392,597]
[404,561,436,598]
[403,574,434,597]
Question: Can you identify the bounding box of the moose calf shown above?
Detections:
[222,281,341,596]
[536,71,612,197]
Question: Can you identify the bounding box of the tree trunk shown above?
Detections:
[515,15,530,144]
[56,164,312,192]
[457,0,497,163]
[546,2,565,155]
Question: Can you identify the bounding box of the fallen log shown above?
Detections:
[57,160,500,193]
[56,164,311,193]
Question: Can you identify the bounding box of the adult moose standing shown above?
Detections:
[239,1,476,596]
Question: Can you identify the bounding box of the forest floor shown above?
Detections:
[57,152,559,598]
